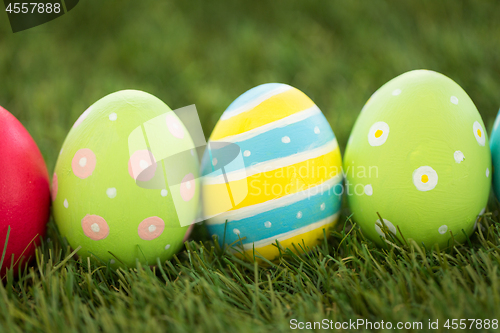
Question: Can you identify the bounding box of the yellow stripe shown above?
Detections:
[201,147,341,215]
[212,88,315,140]
[236,216,339,262]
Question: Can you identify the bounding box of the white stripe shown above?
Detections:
[206,174,343,225]
[231,213,340,251]
[214,106,321,143]
[202,139,339,185]
[220,85,293,121]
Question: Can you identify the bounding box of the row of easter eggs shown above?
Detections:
[1,69,499,270]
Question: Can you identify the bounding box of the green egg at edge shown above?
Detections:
[52,90,199,268]
[344,70,491,248]
[489,108,500,200]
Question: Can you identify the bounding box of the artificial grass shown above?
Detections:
[2,0,500,332]
[1,197,500,333]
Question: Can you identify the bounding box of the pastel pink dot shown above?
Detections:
[73,105,93,128]
[128,150,157,182]
[138,217,165,240]
[72,148,96,179]
[51,173,58,201]
[180,173,195,202]
[166,113,184,139]
[81,215,109,240]
[183,223,195,243]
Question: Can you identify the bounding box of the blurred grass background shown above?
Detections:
[2,1,500,332]
[1,0,499,174]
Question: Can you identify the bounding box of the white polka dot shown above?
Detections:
[314,126,320,134]
[243,150,251,157]
[110,259,115,264]
[233,228,240,235]
[59,148,63,156]
[438,225,448,234]
[412,166,438,191]
[139,160,149,170]
[109,113,117,121]
[282,136,291,144]
[212,158,218,166]
[392,89,401,96]
[161,189,168,197]
[364,184,373,196]
[454,151,465,163]
[164,244,171,250]
[90,223,100,233]
[486,168,490,177]
[368,121,390,146]
[148,225,156,233]
[375,219,397,238]
[450,96,458,105]
[264,221,272,228]
[296,211,303,219]
[106,188,117,199]
[186,181,191,189]
[320,203,325,211]
[473,121,485,146]
[63,199,68,208]
[79,157,87,167]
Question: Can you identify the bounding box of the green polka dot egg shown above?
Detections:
[344,70,491,248]
[53,90,199,267]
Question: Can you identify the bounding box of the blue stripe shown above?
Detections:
[201,112,335,176]
[224,83,285,112]
[207,181,343,246]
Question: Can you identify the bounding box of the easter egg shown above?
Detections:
[0,106,50,272]
[53,90,199,267]
[344,70,491,248]
[490,109,500,198]
[201,83,343,261]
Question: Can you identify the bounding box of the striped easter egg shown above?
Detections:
[201,83,343,261]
